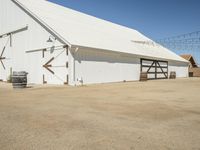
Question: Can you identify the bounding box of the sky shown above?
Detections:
[48,0,200,40]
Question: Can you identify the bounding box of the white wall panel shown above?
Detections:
[168,61,188,78]
[0,0,188,85]
[73,48,188,85]
[74,48,140,85]
[0,37,12,81]
[0,0,67,84]
[42,48,69,84]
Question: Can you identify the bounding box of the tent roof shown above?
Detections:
[13,0,187,62]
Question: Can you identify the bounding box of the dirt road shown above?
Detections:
[0,78,200,150]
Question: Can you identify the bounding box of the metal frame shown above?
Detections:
[140,58,168,80]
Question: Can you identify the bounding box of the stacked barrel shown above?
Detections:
[169,72,176,79]
[140,72,148,81]
[12,71,28,88]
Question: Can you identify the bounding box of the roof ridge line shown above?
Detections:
[11,0,72,47]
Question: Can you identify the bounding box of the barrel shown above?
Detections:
[189,72,193,77]
[140,72,148,81]
[12,71,28,88]
[169,71,176,79]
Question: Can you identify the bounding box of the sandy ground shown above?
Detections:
[0,78,200,150]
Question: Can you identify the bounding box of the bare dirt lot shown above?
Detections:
[0,78,200,150]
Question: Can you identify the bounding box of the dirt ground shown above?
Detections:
[0,78,200,150]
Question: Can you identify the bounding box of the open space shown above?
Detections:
[0,78,200,150]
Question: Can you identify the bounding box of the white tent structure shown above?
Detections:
[0,0,188,85]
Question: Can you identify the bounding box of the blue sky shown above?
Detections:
[48,0,200,40]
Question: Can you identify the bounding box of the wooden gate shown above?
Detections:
[42,45,69,84]
[0,26,28,81]
[0,35,12,70]
[26,45,69,85]
[0,36,12,81]
[140,58,168,80]
[0,46,6,70]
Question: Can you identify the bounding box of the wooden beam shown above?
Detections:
[147,72,168,74]
[157,61,168,78]
[43,75,47,84]
[141,65,167,68]
[147,62,155,73]
[43,57,55,74]
[0,60,6,70]
[63,45,69,56]
[26,45,67,53]
[64,75,69,85]
[141,58,168,80]
[148,77,168,80]
[155,61,157,79]
[42,49,47,58]
[141,58,168,63]
[0,26,28,39]
[66,62,69,68]
[0,57,6,60]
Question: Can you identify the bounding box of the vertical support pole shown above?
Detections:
[43,74,47,84]
[73,52,76,83]
[67,75,69,84]
[167,61,169,79]
[42,50,44,58]
[64,75,68,85]
[43,74,45,84]
[64,45,69,56]
[64,45,69,85]
[42,49,46,58]
[66,47,68,56]
[66,62,68,68]
[140,59,142,72]
[10,67,13,83]
[10,34,12,47]
[155,61,157,79]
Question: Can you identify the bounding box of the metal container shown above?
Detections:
[12,71,28,88]
[169,72,176,79]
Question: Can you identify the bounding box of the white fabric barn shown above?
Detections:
[0,0,188,85]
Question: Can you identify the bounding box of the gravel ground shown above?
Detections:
[0,78,200,150]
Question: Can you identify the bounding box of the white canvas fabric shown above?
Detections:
[13,0,187,62]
